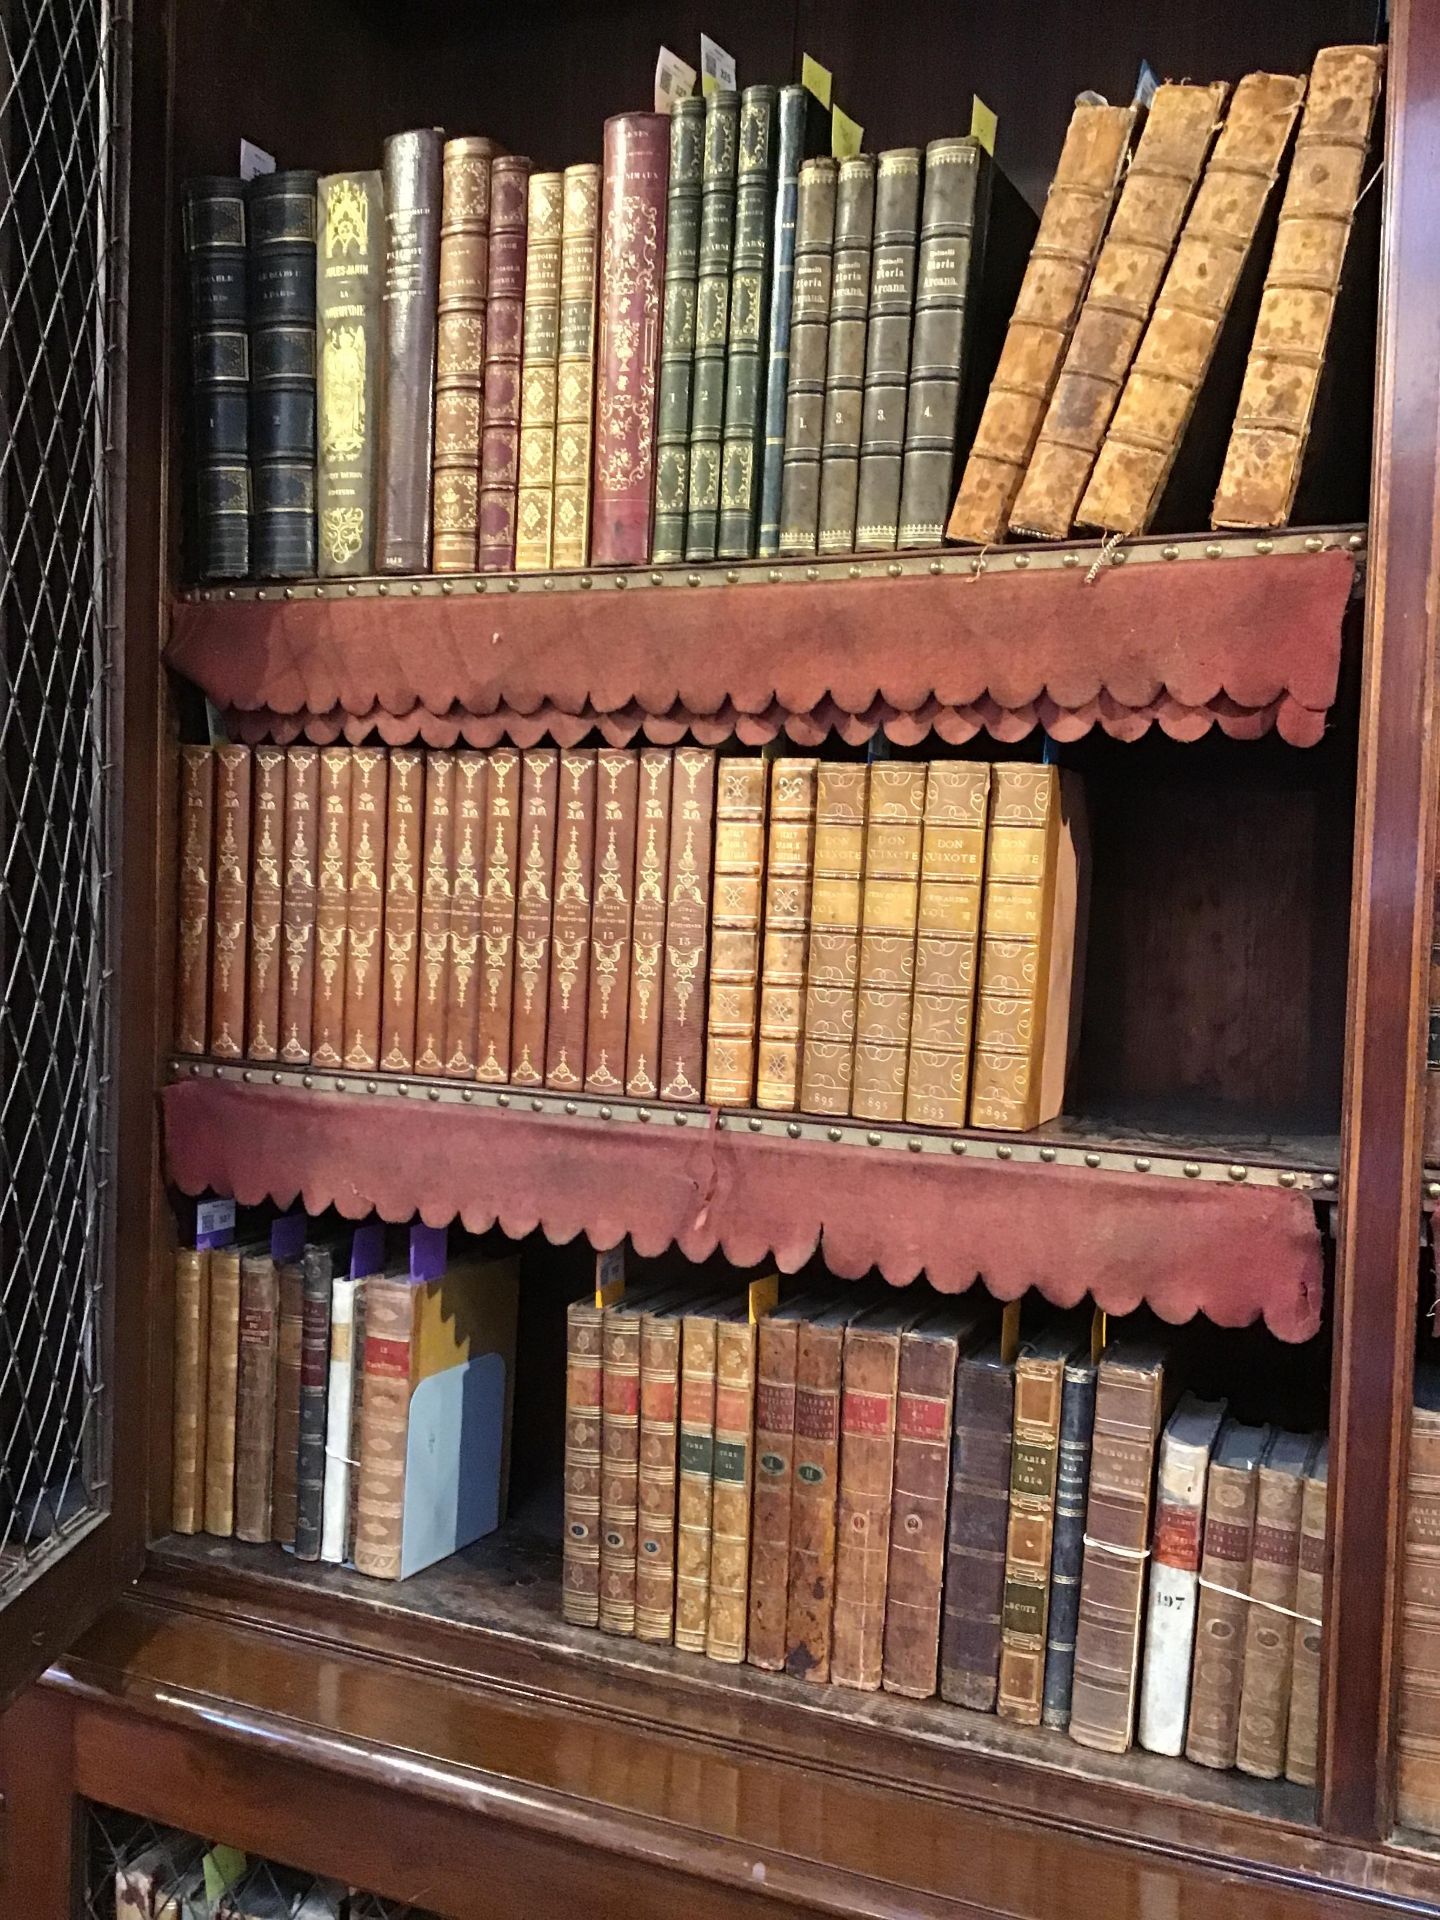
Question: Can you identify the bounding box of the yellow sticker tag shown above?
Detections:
[749,1272,780,1323]
[1091,1306,1108,1364]
[203,1848,247,1902]
[802,54,833,108]
[970,94,998,156]
[831,106,864,159]
[1000,1298,1022,1364]
[595,1245,626,1310]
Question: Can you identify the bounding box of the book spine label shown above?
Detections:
[1285,1456,1328,1785]
[317,170,383,576]
[852,762,926,1121]
[248,171,318,579]
[706,1318,759,1662]
[831,1326,905,1691]
[905,762,990,1126]
[585,749,640,1095]
[779,158,839,554]
[510,749,559,1086]
[599,1302,645,1634]
[1236,1455,1307,1778]
[635,1313,683,1642]
[209,744,252,1059]
[431,138,497,573]
[378,130,443,572]
[378,749,423,1072]
[245,747,287,1060]
[756,757,819,1110]
[183,177,250,579]
[882,1330,959,1699]
[552,162,602,568]
[1137,1436,1210,1755]
[816,156,877,556]
[270,1259,305,1546]
[320,1276,357,1564]
[659,748,717,1102]
[309,747,352,1070]
[174,745,215,1054]
[592,114,669,566]
[234,1253,279,1544]
[443,752,489,1077]
[997,1353,1067,1724]
[1040,1359,1097,1729]
[353,1275,415,1579]
[414,752,456,1076]
[785,1321,846,1682]
[625,749,674,1098]
[799,761,868,1115]
[294,1247,333,1562]
[1186,1457,1261,1768]
[855,148,922,552]
[563,1300,604,1626]
[514,171,565,571]
[478,156,533,570]
[685,91,739,563]
[476,747,522,1083]
[171,1248,210,1534]
[758,87,822,556]
[748,1315,802,1670]
[717,86,778,560]
[940,1361,1014,1710]
[705,757,769,1106]
[203,1248,241,1535]
[278,746,320,1064]
[546,749,597,1089]
[346,1280,369,1562]
[676,1312,719,1652]
[652,99,706,565]
[342,747,389,1071]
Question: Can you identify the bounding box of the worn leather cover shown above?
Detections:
[183,177,250,579]
[778,157,839,555]
[377,131,443,573]
[756,758,819,1110]
[852,762,926,1122]
[294,1243,333,1563]
[342,746,388,1072]
[432,138,499,572]
[1186,1421,1269,1768]
[599,1292,647,1634]
[585,749,639,1096]
[204,1244,243,1536]
[676,1306,721,1651]
[171,1248,210,1534]
[1399,1369,1440,1833]
[510,748,559,1086]
[659,747,717,1103]
[1236,1429,1314,1777]
[443,751,488,1077]
[626,749,674,1098]
[553,163,602,568]
[705,757,769,1107]
[635,1299,685,1643]
[175,745,215,1055]
[940,1339,1013,1710]
[545,748,597,1091]
[278,746,320,1065]
[817,156,877,555]
[270,1256,305,1547]
[248,171,318,579]
[1285,1440,1328,1786]
[707,1314,759,1662]
[759,88,831,556]
[514,171,565,570]
[686,91,740,563]
[478,155,533,570]
[234,1249,279,1544]
[317,170,383,577]
[562,1297,604,1626]
[718,87,778,559]
[309,747,352,1071]
[799,762,868,1115]
[1138,1395,1227,1756]
[353,1272,413,1579]
[378,748,423,1073]
[476,746,521,1083]
[854,149,922,552]
[210,744,252,1060]
[413,750,455,1077]
[905,761,989,1127]
[1040,1353,1098,1728]
[748,1301,809,1671]
[785,1301,867,1682]
[245,747,286,1060]
[652,99,706,565]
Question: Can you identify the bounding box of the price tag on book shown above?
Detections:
[970,95,998,156]
[699,32,737,96]
[655,46,697,114]
[801,53,833,108]
[595,1245,626,1309]
[238,138,275,181]
[194,1196,236,1250]
[831,105,864,159]
[748,1273,780,1323]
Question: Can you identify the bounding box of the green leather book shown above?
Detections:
[777,157,838,555]
[684,88,739,562]
[854,149,922,551]
[651,97,705,565]
[816,154,877,555]
[717,85,778,559]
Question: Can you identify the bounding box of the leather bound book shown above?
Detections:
[758,87,830,556]
[342,747,389,1073]
[599,1288,654,1635]
[1137,1394,1228,1756]
[377,130,444,573]
[1185,1421,1270,1768]
[353,1271,410,1579]
[309,747,352,1072]
[592,114,669,567]
[270,1256,305,1547]
[817,155,878,555]
[659,747,717,1104]
[248,171,318,579]
[171,1247,210,1534]
[1082,72,1306,537]
[294,1243,335,1562]
[1236,1428,1316,1778]
[174,745,214,1055]
[443,752,488,1077]
[431,138,498,573]
[997,1320,1088,1724]
[476,746,521,1084]
[652,97,707,566]
[756,757,820,1111]
[905,761,990,1128]
[1426,884,1440,1164]
[799,762,869,1116]
[546,749,597,1091]
[1400,1366,1440,1832]
[685,90,740,562]
[636,1295,694,1644]
[379,748,423,1073]
[515,171,565,571]
[552,162,602,568]
[245,747,286,1061]
[707,1307,761,1663]
[676,1298,732,1652]
[626,748,674,1099]
[209,744,252,1061]
[511,748,559,1087]
[778,156,839,555]
[1068,1337,1170,1754]
[1213,46,1385,530]
[705,757,769,1107]
[1285,1439,1329,1787]
[718,86,779,560]
[748,1292,826,1671]
[316,171,382,577]
[1040,1350,1098,1730]
[854,148,923,552]
[234,1249,279,1544]
[851,762,926,1123]
[320,1272,362,1564]
[896,138,989,549]
[204,1242,245,1535]
[563,1296,604,1627]
[970,764,1088,1133]
[478,155,533,571]
[585,749,639,1096]
[278,746,320,1066]
[182,177,250,579]
[1010,85,1226,540]
[414,752,456,1077]
[947,103,1134,546]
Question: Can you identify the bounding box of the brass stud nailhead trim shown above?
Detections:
[997,1145,1013,1160]
[1084,1152,1101,1168]
[1183,1162,1201,1178]
[1038,1147,1056,1162]
[867,1131,881,1146]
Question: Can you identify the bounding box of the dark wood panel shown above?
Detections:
[0,1689,80,1918]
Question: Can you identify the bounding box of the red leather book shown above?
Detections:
[478,155,533,571]
[510,748,559,1087]
[414,751,455,1076]
[477,746,521,1084]
[546,749,596,1091]
[342,747,389,1072]
[271,1255,305,1548]
[625,748,673,1100]
[379,748,423,1073]
[209,744,252,1060]
[310,747,352,1071]
[444,751,489,1077]
[592,113,669,566]
[585,749,639,1096]
[278,746,320,1065]
[245,746,286,1061]
[659,747,717,1103]
[174,745,215,1056]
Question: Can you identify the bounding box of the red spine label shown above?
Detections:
[897,1392,949,1442]
[842,1389,894,1437]
[604,1371,641,1417]
[365,1333,412,1382]
[1153,1496,1203,1572]
[794,1384,838,1442]
[641,1376,678,1422]
[756,1381,796,1433]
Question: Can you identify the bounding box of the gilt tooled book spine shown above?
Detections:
[377,130,443,573]
[414,752,456,1076]
[1082,72,1306,537]
[546,749,597,1091]
[510,748,559,1087]
[432,138,499,573]
[278,746,320,1065]
[599,1294,646,1635]
[1399,1370,1440,1833]
[636,1304,684,1644]
[270,1256,305,1547]
[684,90,740,563]
[443,752,489,1077]
[171,1247,210,1534]
[182,177,250,579]
[1285,1440,1329,1787]
[1009,84,1227,541]
[659,747,717,1103]
[562,1297,604,1627]
[758,87,829,557]
[245,747,286,1061]
[203,1245,242,1535]
[831,1313,911,1692]
[248,171,318,579]
[905,762,990,1128]
[940,1342,1014,1710]
[748,1311,804,1672]
[704,757,769,1106]
[174,745,215,1055]
[778,157,839,554]
[851,761,926,1123]
[947,102,1135,546]
[1040,1353,1098,1729]
[799,761,868,1116]
[1236,1430,1314,1779]
[316,170,383,577]
[514,171,565,571]
[309,747,352,1072]
[706,1315,759,1663]
[997,1331,1081,1725]
[717,86,778,560]
[626,748,674,1099]
[477,746,521,1083]
[592,115,668,567]
[552,162,602,568]
[676,1308,720,1652]
[882,1317,964,1700]
[353,1273,415,1580]
[1186,1424,1269,1769]
[756,757,819,1110]
[817,155,878,555]
[652,98,706,566]
[234,1251,279,1544]
[585,749,639,1096]
[1213,47,1384,530]
[784,1315,849,1683]
[854,148,922,552]
[294,1244,334,1562]
[342,747,389,1072]
[379,749,423,1073]
[478,155,533,570]
[209,744,252,1061]
[1137,1395,1228,1757]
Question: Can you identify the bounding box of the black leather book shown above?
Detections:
[816,155,876,555]
[182,176,250,580]
[683,88,739,563]
[855,149,923,551]
[1040,1350,1097,1728]
[248,170,318,579]
[717,85,778,560]
[317,171,383,577]
[651,97,705,566]
[377,128,444,574]
[777,157,838,555]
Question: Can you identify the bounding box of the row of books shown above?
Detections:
[173,743,1087,1133]
[567,1281,1327,1784]
[111,1827,418,1919]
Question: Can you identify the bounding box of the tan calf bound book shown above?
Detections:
[171,1247,211,1534]
[552,162,602,568]
[707,1309,761,1664]
[747,1292,827,1672]
[676,1299,733,1652]
[1235,1428,1317,1779]
[851,762,927,1123]
[947,100,1134,547]
[1399,1367,1440,1833]
[756,758,820,1111]
[1081,71,1306,537]
[1185,1421,1270,1768]
[1009,84,1227,541]
[799,762,869,1117]
[514,171,565,571]
[705,757,770,1107]
[562,1296,603,1628]
[1285,1440,1329,1787]
[599,1286,663,1636]
[203,1241,248,1537]
[635,1294,694,1645]
[905,761,990,1128]
[1213,45,1385,530]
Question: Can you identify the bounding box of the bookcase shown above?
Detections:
[3,0,1440,1914]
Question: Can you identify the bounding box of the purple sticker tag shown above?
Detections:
[350,1221,385,1278]
[195,1197,236,1250]
[410,1222,448,1282]
[270,1211,306,1262]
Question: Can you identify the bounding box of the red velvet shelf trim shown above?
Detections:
[163,1079,1324,1342]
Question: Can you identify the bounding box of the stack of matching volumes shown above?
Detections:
[170,1215,518,1581]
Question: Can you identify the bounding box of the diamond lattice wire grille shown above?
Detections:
[0,0,125,1599]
